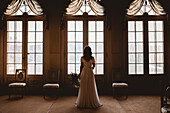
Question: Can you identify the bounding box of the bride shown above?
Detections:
[75,46,102,108]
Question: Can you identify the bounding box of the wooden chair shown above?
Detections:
[112,70,128,99]
[43,70,60,99]
[8,69,26,99]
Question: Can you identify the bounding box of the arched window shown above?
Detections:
[5,0,44,75]
[66,0,105,75]
[126,0,166,75]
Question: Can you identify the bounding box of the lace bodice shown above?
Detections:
[81,57,94,69]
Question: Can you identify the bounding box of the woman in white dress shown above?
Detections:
[75,46,102,108]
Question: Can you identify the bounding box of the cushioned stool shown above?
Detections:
[112,82,128,99]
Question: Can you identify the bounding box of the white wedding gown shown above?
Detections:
[75,57,102,108]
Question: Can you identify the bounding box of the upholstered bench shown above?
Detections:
[43,83,59,88]
[112,82,128,99]
[9,83,26,88]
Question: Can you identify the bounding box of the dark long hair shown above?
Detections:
[83,46,92,62]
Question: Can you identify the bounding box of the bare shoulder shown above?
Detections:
[81,56,84,61]
[91,56,95,61]
[92,56,94,60]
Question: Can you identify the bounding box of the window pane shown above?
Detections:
[97,21,103,31]
[68,43,75,52]
[157,64,164,74]
[7,21,14,31]
[149,43,156,52]
[36,54,43,63]
[68,64,75,74]
[16,21,22,31]
[128,32,135,42]
[76,21,83,31]
[76,53,82,63]
[16,32,22,42]
[36,64,43,74]
[15,64,22,70]
[89,32,95,42]
[157,53,164,63]
[68,54,75,63]
[76,43,83,52]
[129,64,135,74]
[128,43,135,52]
[148,21,155,31]
[136,43,143,52]
[15,43,22,52]
[97,64,103,74]
[7,64,14,74]
[136,21,143,31]
[97,32,103,42]
[136,54,143,63]
[97,54,104,63]
[7,32,14,42]
[136,64,143,74]
[7,54,14,63]
[28,54,35,63]
[76,64,80,74]
[36,32,43,42]
[136,32,143,42]
[15,54,22,63]
[156,32,163,41]
[36,21,43,31]
[149,53,156,63]
[149,64,156,74]
[157,43,163,52]
[129,54,135,63]
[7,43,14,52]
[28,43,35,53]
[149,32,155,42]
[28,32,35,42]
[76,32,83,42]
[88,21,95,31]
[28,64,35,74]
[28,21,35,31]
[68,21,75,31]
[68,32,75,42]
[156,21,163,31]
[128,21,135,31]
[36,43,43,53]
[97,43,103,52]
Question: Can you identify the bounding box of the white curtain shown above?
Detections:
[5,0,23,15]
[66,0,83,15]
[127,0,166,15]
[89,0,104,16]
[149,0,165,15]
[4,0,43,15]
[66,0,104,15]
[26,0,43,15]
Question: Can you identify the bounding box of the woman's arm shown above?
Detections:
[92,57,95,69]
[79,57,84,76]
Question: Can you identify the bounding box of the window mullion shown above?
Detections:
[23,18,27,70]
[144,18,149,75]
[83,19,88,46]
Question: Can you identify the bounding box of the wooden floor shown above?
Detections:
[0,95,160,113]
